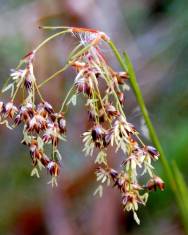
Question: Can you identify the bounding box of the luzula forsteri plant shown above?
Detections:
[0,26,164,224]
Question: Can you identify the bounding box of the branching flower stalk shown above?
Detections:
[0,26,164,224]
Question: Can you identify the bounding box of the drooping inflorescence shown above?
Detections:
[0,26,164,223]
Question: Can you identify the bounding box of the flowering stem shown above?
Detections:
[108,40,175,190]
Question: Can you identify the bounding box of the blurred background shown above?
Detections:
[0,0,188,234]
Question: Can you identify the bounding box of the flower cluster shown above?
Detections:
[70,30,164,223]
[1,51,66,186]
[0,26,164,223]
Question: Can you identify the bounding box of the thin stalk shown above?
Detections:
[69,42,94,62]
[11,81,21,101]
[38,42,94,88]
[40,26,71,30]
[68,43,83,60]
[108,40,175,190]
[59,85,75,112]
[34,30,69,53]
[38,65,69,88]
[34,81,45,102]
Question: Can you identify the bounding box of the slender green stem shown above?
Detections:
[59,85,75,112]
[68,43,83,60]
[34,30,69,53]
[38,42,95,88]
[40,26,71,30]
[108,40,175,190]
[34,81,45,102]
[38,65,69,88]
[69,42,94,61]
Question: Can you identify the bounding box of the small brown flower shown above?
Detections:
[146,146,160,160]
[146,176,165,191]
[14,114,22,126]
[88,109,97,121]
[40,154,50,167]
[116,71,129,85]
[29,139,38,154]
[42,123,61,146]
[37,103,48,118]
[4,102,18,118]
[122,191,145,209]
[117,92,125,105]
[24,73,32,90]
[105,103,119,117]
[72,61,86,69]
[75,77,93,96]
[103,129,113,147]
[92,124,105,139]
[42,133,51,143]
[58,117,66,134]
[47,161,60,176]
[20,103,34,121]
[26,114,47,133]
[44,102,54,114]
[109,168,118,180]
